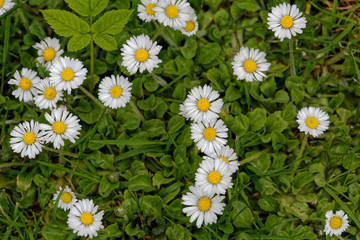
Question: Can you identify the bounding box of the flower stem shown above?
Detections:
[150,72,167,87]
[292,134,309,172]
[289,38,296,76]
[43,146,80,158]
[239,148,270,165]
[130,100,145,122]
[1,16,10,95]
[90,34,94,93]
[152,24,166,42]
[79,85,105,109]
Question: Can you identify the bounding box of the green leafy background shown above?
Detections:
[1,0,360,239]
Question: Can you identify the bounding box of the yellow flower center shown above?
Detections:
[145,3,156,15]
[305,117,319,129]
[60,192,72,203]
[243,59,257,73]
[219,156,228,164]
[23,132,36,145]
[330,216,342,230]
[197,197,211,212]
[19,78,32,91]
[61,69,74,81]
[44,87,56,100]
[80,212,93,225]
[184,21,195,32]
[0,0,4,7]
[203,127,216,141]
[110,86,122,98]
[280,16,293,29]
[52,121,66,134]
[43,48,56,61]
[135,49,149,62]
[197,98,210,112]
[165,5,178,19]
[208,171,221,184]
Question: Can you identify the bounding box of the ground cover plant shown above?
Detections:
[1,0,360,239]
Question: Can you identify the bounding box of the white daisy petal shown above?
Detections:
[296,106,329,137]
[154,0,191,29]
[138,0,158,22]
[98,75,132,109]
[0,0,15,16]
[34,78,63,110]
[53,186,77,210]
[324,210,349,236]
[32,37,64,71]
[8,68,41,102]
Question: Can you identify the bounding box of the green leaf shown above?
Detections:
[99,175,119,197]
[93,33,118,51]
[41,9,90,37]
[92,9,133,35]
[65,0,109,17]
[142,119,166,138]
[225,114,249,137]
[67,34,91,52]
[167,115,185,134]
[42,226,68,240]
[247,108,266,132]
[128,175,153,192]
[139,195,163,219]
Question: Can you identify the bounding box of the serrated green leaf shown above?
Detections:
[67,34,91,52]
[92,9,133,35]
[65,0,109,17]
[93,33,117,51]
[41,10,90,37]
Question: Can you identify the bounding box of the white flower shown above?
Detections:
[33,37,64,71]
[179,8,198,36]
[41,108,81,149]
[0,0,15,16]
[324,210,349,236]
[53,186,77,210]
[9,120,45,159]
[120,34,162,75]
[98,75,132,109]
[267,3,307,41]
[195,158,233,195]
[232,46,271,82]
[49,56,88,94]
[190,119,228,154]
[154,0,191,29]
[34,78,63,110]
[180,85,223,123]
[8,68,41,102]
[296,106,329,137]
[182,186,225,228]
[138,0,158,22]
[67,199,104,239]
[204,145,240,174]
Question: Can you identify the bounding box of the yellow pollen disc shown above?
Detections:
[43,48,56,61]
[19,78,32,91]
[243,59,257,73]
[60,192,72,203]
[44,87,56,100]
[165,5,178,19]
[197,98,210,112]
[330,216,342,230]
[61,69,74,81]
[23,132,36,145]
[184,21,195,32]
[203,128,216,141]
[0,0,4,7]
[305,117,319,129]
[52,121,66,134]
[135,49,149,62]
[80,212,93,225]
[145,3,156,15]
[280,16,293,29]
[208,171,221,184]
[219,156,229,164]
[110,86,123,98]
[198,197,211,212]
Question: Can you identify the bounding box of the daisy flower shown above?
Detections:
[180,85,223,123]
[0,0,15,16]
[120,34,162,75]
[154,0,191,29]
[179,8,198,36]
[53,186,77,210]
[267,3,307,41]
[33,37,64,71]
[8,68,41,102]
[195,158,233,195]
[41,108,81,149]
[296,106,329,137]
[324,210,349,236]
[9,120,45,159]
[204,145,240,174]
[182,185,226,228]
[138,0,158,22]
[67,199,104,239]
[190,119,228,154]
[232,46,271,82]
[34,78,63,110]
[98,75,132,109]
[49,56,88,94]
